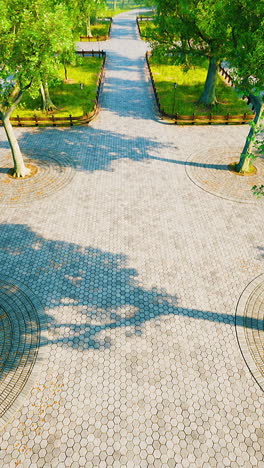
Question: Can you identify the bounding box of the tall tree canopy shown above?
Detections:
[0,0,73,177]
[150,0,230,106]
[224,0,264,172]
[76,0,106,37]
[151,0,263,173]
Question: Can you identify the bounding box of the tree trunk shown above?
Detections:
[86,16,92,37]
[1,113,30,178]
[64,62,68,81]
[113,0,117,9]
[199,57,219,106]
[236,97,264,173]
[40,81,57,112]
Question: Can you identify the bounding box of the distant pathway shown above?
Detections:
[0,10,263,468]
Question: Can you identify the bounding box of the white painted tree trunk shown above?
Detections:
[1,114,30,178]
[86,16,92,37]
[40,82,57,112]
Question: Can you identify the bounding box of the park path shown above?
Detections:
[0,10,263,468]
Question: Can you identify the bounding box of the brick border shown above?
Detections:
[0,276,47,432]
[185,146,264,204]
[236,273,264,392]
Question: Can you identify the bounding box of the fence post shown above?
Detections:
[225,113,230,125]
[192,113,195,125]
[34,114,38,126]
[69,114,73,126]
[174,113,178,125]
[52,114,56,127]
[242,113,247,124]
[16,115,22,126]
[209,113,212,125]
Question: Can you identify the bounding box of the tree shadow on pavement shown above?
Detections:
[0,223,262,371]
[0,126,230,175]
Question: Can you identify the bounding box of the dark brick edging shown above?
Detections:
[136,16,148,39]
[0,276,47,432]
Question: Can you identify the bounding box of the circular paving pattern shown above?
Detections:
[236,274,264,391]
[0,153,75,205]
[185,147,264,203]
[0,277,45,431]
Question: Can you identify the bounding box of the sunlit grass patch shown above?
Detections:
[79,21,111,40]
[15,57,103,118]
[149,56,250,116]
[138,20,156,39]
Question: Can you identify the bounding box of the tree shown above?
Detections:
[77,0,106,37]
[0,0,73,177]
[149,0,231,106]
[224,0,264,174]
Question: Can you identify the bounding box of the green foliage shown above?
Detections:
[224,0,264,94]
[245,115,264,160]
[0,0,74,113]
[252,185,264,198]
[74,0,106,35]
[150,0,264,97]
[150,0,229,59]
[147,0,234,105]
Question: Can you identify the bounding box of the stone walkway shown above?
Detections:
[0,10,263,468]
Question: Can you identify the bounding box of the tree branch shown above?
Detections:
[5,80,33,118]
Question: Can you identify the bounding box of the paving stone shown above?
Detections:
[0,8,263,468]
[186,147,264,203]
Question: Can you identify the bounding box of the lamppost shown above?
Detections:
[172,82,177,116]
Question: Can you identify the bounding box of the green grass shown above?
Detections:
[90,22,110,37]
[80,21,111,40]
[149,56,251,116]
[138,20,155,39]
[15,57,104,118]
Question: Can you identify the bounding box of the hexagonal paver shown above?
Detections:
[236,274,264,391]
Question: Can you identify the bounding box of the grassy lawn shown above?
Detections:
[149,56,250,116]
[138,20,155,39]
[15,57,104,118]
[80,20,111,40]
